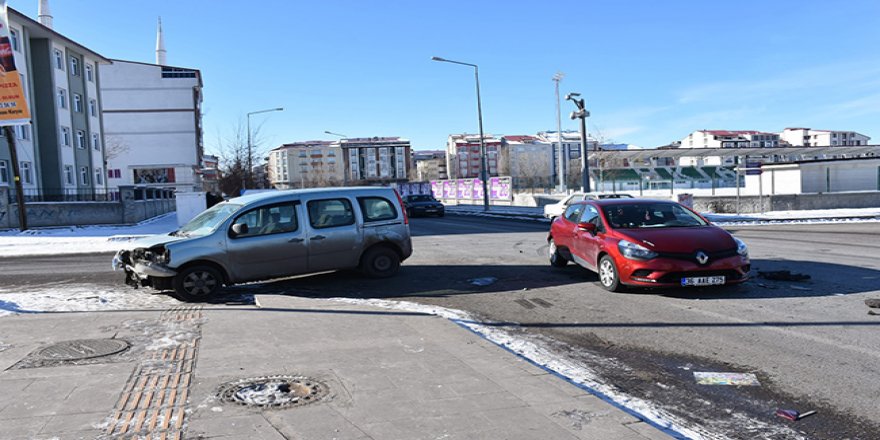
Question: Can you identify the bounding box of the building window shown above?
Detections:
[91,133,100,150]
[69,57,80,76]
[57,88,67,109]
[10,29,19,52]
[85,64,94,82]
[95,168,103,185]
[64,165,74,185]
[15,124,30,140]
[61,127,71,146]
[89,99,97,116]
[80,166,89,185]
[21,161,32,184]
[73,93,83,112]
[75,130,86,149]
[0,160,7,184]
[54,49,64,70]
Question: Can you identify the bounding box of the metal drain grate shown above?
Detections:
[217,375,328,409]
[36,339,130,361]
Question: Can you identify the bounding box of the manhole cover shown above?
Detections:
[217,375,328,409]
[35,339,130,361]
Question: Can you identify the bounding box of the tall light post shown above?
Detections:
[432,56,490,211]
[324,130,348,186]
[246,107,283,190]
[566,92,591,193]
[553,72,566,193]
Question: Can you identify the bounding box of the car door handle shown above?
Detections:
[311,235,326,241]
[288,237,304,243]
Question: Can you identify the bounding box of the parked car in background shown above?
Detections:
[403,194,445,217]
[113,187,413,302]
[543,193,633,219]
[547,199,749,292]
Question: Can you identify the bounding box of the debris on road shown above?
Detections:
[694,372,761,386]
[469,277,497,287]
[869,310,880,316]
[758,270,811,281]
[865,299,880,308]
[776,409,817,421]
[789,285,813,291]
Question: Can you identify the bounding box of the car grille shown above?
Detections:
[657,269,745,284]
[656,248,738,263]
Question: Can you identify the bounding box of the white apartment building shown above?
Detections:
[678,130,779,166]
[445,133,502,179]
[412,150,447,181]
[0,7,110,199]
[501,135,553,189]
[268,141,343,189]
[536,130,599,186]
[343,137,411,184]
[99,59,203,195]
[780,128,870,147]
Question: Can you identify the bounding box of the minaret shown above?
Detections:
[38,0,53,28]
[155,17,167,65]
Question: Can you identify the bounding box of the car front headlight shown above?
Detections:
[734,237,748,257]
[618,239,658,260]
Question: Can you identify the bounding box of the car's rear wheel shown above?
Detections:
[548,239,567,267]
[173,265,222,302]
[598,255,623,292]
[360,246,401,278]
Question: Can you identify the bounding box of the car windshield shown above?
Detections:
[176,202,242,237]
[407,195,435,202]
[602,203,707,229]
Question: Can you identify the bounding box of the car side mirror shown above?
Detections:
[231,223,249,236]
[577,222,597,234]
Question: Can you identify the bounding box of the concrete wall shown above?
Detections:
[0,186,176,229]
[693,191,880,214]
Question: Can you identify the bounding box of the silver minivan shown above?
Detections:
[113,187,413,301]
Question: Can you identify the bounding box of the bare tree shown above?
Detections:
[212,118,268,196]
[102,135,130,162]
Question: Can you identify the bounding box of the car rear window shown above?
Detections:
[358,197,398,222]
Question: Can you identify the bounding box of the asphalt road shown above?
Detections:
[2,215,879,439]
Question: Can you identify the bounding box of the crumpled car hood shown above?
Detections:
[118,233,187,251]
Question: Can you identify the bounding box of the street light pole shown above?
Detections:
[566,92,591,193]
[432,56,490,211]
[324,130,348,186]
[245,107,283,191]
[553,72,566,193]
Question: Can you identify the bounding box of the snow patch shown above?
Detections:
[0,285,182,316]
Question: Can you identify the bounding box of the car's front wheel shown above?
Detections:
[598,255,623,292]
[360,246,401,278]
[173,265,223,302]
[548,239,567,267]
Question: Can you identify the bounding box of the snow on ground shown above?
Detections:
[0,284,183,317]
[0,213,179,257]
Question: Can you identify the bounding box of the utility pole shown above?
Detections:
[553,72,566,193]
[3,126,27,230]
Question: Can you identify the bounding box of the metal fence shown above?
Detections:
[5,187,175,203]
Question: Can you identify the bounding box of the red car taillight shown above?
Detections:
[394,189,409,225]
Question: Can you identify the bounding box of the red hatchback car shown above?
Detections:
[548,199,750,291]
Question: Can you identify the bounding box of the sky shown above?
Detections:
[9,0,880,153]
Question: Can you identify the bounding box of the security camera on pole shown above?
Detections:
[565,92,591,193]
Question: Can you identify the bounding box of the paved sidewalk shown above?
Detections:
[0,295,671,440]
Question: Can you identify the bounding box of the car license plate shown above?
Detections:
[681,276,725,286]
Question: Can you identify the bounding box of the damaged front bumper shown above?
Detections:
[112,249,177,289]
